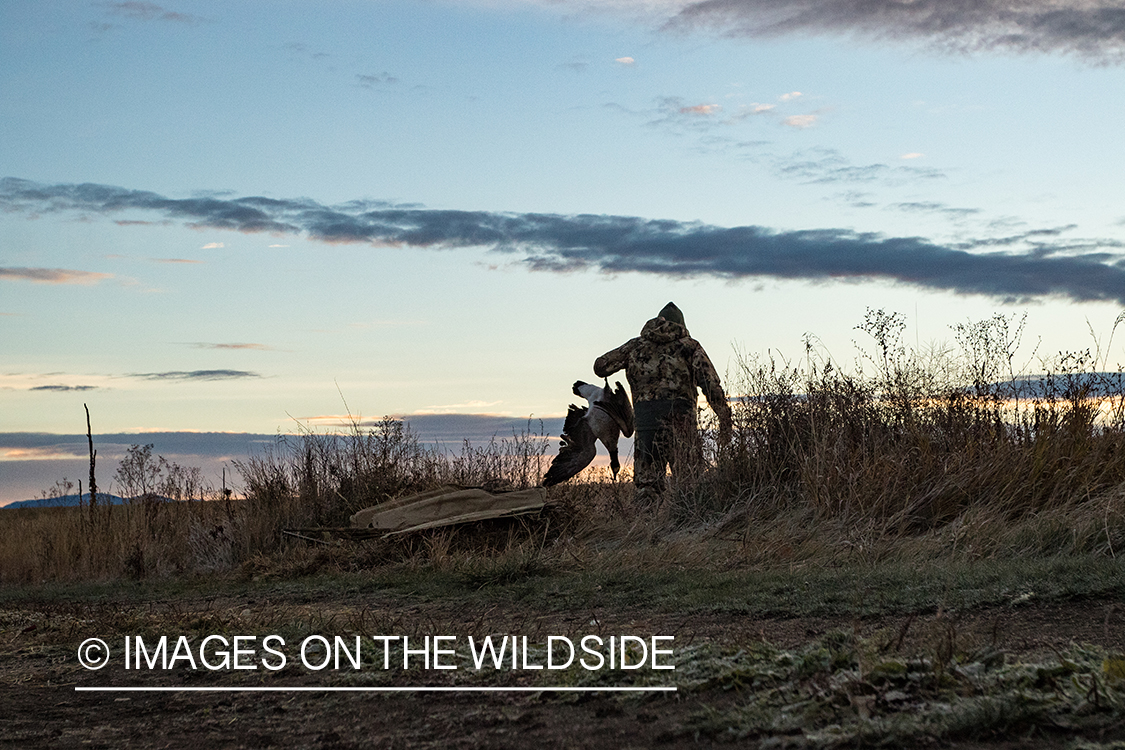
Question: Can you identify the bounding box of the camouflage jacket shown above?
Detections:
[593,316,732,425]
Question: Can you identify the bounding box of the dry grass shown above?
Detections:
[4,309,1125,586]
[0,498,241,583]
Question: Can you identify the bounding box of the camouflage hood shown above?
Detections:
[595,310,730,425]
[639,316,689,345]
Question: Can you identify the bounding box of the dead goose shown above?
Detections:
[543,380,635,487]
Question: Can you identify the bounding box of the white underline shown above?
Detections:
[76,686,677,693]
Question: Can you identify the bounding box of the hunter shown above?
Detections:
[593,302,732,504]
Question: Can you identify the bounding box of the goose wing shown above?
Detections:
[543,405,597,487]
[594,380,634,438]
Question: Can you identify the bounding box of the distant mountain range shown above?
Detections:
[3,493,127,510]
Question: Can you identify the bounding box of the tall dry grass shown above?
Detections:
[713,310,1125,532]
[4,309,1125,584]
[662,309,1125,569]
[0,418,554,584]
[0,494,243,584]
[235,416,551,529]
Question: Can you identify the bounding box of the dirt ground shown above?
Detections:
[3,589,1125,749]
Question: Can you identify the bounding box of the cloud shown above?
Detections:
[774,147,945,184]
[783,113,817,128]
[0,421,558,485]
[97,1,204,24]
[188,342,274,351]
[666,0,1125,63]
[6,177,1125,305]
[710,103,777,126]
[680,103,722,115]
[357,73,399,88]
[200,242,224,249]
[282,42,330,59]
[0,178,300,234]
[779,91,802,101]
[292,413,369,428]
[890,201,982,220]
[412,400,505,415]
[648,96,730,129]
[265,412,561,443]
[615,56,637,64]
[28,385,100,392]
[647,92,814,132]
[1,373,115,391]
[0,444,88,461]
[152,257,202,264]
[0,431,285,505]
[515,223,1125,307]
[0,267,112,285]
[130,370,261,381]
[837,190,878,209]
[0,432,277,461]
[346,319,425,329]
[901,152,925,160]
[398,415,565,446]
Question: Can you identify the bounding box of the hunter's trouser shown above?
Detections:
[632,398,699,503]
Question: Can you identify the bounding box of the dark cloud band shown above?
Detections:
[3,177,1124,305]
[0,419,561,460]
[0,266,112,284]
[130,370,261,381]
[666,0,1125,63]
[29,385,100,392]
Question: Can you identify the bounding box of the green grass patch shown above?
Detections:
[6,552,1123,625]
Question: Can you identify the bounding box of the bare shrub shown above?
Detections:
[7,309,1125,584]
[446,419,551,489]
[720,310,1125,539]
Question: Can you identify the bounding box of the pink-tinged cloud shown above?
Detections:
[901,152,925,159]
[0,445,88,460]
[0,267,112,285]
[412,400,505,415]
[292,413,367,428]
[153,257,203,264]
[783,114,817,128]
[615,56,636,64]
[680,103,721,115]
[189,342,274,351]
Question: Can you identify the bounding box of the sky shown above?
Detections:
[3,0,1125,504]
